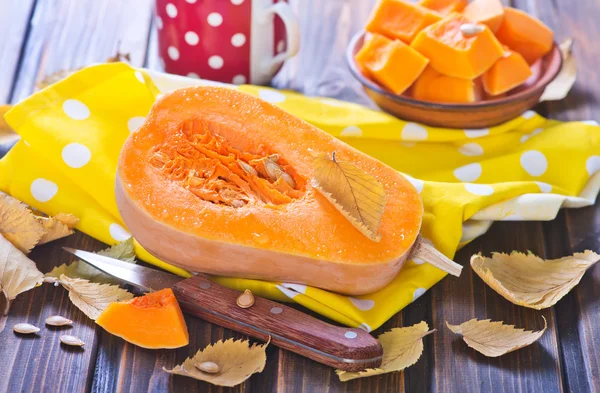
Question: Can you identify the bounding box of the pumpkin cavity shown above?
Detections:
[149,119,305,207]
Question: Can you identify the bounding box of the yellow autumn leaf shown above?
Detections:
[336,321,434,382]
[446,317,547,357]
[540,38,576,102]
[36,213,79,245]
[0,234,44,315]
[163,338,269,387]
[56,274,134,320]
[471,250,599,309]
[0,105,18,145]
[0,192,45,253]
[312,152,386,242]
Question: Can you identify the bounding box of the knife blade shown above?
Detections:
[63,247,383,371]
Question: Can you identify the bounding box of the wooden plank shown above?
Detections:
[0,0,35,103]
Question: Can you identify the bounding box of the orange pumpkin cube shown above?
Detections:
[356,33,429,95]
[463,0,505,33]
[411,66,481,103]
[365,0,442,44]
[495,7,554,64]
[419,0,467,16]
[410,13,505,79]
[482,49,532,96]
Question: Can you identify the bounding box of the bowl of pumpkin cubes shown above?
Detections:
[346,0,562,128]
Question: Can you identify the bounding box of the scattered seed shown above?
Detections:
[60,335,85,347]
[195,361,220,374]
[263,159,284,181]
[460,23,485,37]
[45,315,73,327]
[236,289,255,309]
[13,323,40,334]
[267,154,279,162]
[238,160,257,176]
[231,199,245,208]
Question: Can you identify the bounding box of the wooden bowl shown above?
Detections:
[346,31,563,129]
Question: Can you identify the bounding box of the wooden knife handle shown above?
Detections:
[172,274,383,372]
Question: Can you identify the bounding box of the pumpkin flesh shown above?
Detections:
[419,0,467,16]
[482,49,532,96]
[411,66,480,103]
[462,0,505,33]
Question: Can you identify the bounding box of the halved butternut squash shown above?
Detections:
[356,33,429,95]
[411,66,481,103]
[116,87,423,295]
[410,13,505,79]
[419,0,467,16]
[482,49,532,96]
[365,0,442,44]
[96,288,189,349]
[495,7,554,64]
[462,0,505,33]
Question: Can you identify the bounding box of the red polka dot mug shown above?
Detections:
[155,0,300,85]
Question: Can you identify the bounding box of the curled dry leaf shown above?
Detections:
[312,152,386,242]
[540,38,576,102]
[446,317,547,357]
[0,234,44,315]
[471,250,599,309]
[163,338,269,387]
[57,274,133,320]
[0,192,45,253]
[36,213,79,245]
[336,321,434,382]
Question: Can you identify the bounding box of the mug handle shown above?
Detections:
[260,2,301,74]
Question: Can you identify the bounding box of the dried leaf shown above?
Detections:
[36,213,79,245]
[336,321,434,382]
[312,152,386,242]
[0,192,45,253]
[36,70,75,90]
[471,250,599,309]
[0,234,44,315]
[57,274,133,320]
[46,238,136,284]
[163,338,269,387]
[540,38,576,102]
[446,317,547,357]
[0,105,18,145]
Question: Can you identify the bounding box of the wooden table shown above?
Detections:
[1,1,599,392]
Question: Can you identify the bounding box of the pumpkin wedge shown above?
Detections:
[462,0,505,33]
[96,288,189,349]
[116,87,423,295]
[419,0,467,16]
[412,66,481,103]
[482,49,532,96]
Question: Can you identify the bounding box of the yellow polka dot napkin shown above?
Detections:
[3,63,600,331]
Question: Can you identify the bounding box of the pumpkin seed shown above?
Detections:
[460,23,485,37]
[60,335,85,347]
[195,361,220,374]
[45,315,73,327]
[236,289,255,309]
[280,172,296,188]
[13,323,40,334]
[263,160,284,181]
[267,154,279,162]
[238,160,258,176]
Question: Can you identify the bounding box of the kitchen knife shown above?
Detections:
[63,247,383,371]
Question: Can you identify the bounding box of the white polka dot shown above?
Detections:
[156,16,163,30]
[63,99,90,120]
[520,150,548,177]
[187,72,200,79]
[62,143,91,168]
[340,125,363,137]
[401,122,428,141]
[586,156,600,176]
[277,40,285,53]
[522,110,536,119]
[281,283,307,294]
[165,3,177,18]
[453,163,482,182]
[207,12,223,26]
[186,0,197,3]
[259,89,286,103]
[464,183,494,196]
[127,116,145,133]
[109,223,131,241]
[30,179,58,203]
[167,46,179,60]
[403,174,424,193]
[582,120,599,126]
[520,134,530,144]
[412,258,425,265]
[231,0,244,4]
[348,297,375,311]
[535,181,552,193]
[359,323,372,332]
[531,128,543,136]
[458,143,484,156]
[232,74,246,85]
[184,31,199,46]
[231,33,246,47]
[344,331,358,339]
[134,71,145,84]
[464,128,489,138]
[208,55,224,69]
[413,288,427,302]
